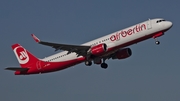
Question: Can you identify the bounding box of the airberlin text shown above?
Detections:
[110,24,146,41]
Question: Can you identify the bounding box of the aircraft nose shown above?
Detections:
[165,21,173,29]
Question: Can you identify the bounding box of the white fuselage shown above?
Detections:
[42,18,172,63]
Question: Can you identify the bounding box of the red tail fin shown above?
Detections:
[12,44,39,68]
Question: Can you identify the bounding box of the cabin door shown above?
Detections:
[147,19,152,30]
[36,61,42,70]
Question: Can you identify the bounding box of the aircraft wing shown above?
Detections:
[31,34,91,56]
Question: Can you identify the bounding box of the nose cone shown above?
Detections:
[165,21,173,29]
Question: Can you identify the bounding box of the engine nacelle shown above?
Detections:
[90,43,107,56]
[112,48,132,59]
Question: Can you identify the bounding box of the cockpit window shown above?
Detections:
[156,20,166,23]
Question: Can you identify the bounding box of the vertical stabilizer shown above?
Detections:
[12,44,39,68]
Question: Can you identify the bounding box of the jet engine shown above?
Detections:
[112,48,132,59]
[90,43,107,56]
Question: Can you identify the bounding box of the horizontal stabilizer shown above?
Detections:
[5,67,29,72]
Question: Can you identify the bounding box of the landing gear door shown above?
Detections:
[147,19,152,30]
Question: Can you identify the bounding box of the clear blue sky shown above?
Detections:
[0,0,179,101]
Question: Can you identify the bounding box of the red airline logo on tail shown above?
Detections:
[13,45,29,64]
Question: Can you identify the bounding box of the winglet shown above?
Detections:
[31,34,40,43]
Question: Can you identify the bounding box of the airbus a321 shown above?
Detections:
[6,18,173,75]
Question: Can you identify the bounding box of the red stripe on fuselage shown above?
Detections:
[18,57,85,75]
[41,57,86,73]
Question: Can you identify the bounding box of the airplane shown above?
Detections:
[5,18,173,75]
